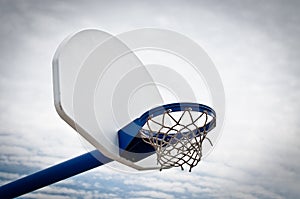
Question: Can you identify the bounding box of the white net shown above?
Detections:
[140,108,214,172]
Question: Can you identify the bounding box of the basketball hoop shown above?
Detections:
[140,105,216,171]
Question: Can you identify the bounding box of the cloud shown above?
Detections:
[0,0,299,198]
[129,191,175,199]
[0,171,20,180]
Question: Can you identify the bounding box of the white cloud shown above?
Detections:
[0,171,20,180]
[0,0,299,198]
[129,190,175,199]
[25,193,71,199]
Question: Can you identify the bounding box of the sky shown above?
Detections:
[0,0,300,198]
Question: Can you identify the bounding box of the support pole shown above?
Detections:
[0,150,112,199]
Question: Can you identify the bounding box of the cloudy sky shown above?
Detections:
[0,0,299,198]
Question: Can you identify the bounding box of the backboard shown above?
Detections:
[53,29,166,170]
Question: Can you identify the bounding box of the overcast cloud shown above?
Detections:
[0,0,299,198]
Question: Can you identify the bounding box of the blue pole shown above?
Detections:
[0,150,112,199]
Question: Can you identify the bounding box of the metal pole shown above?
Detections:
[0,150,112,199]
